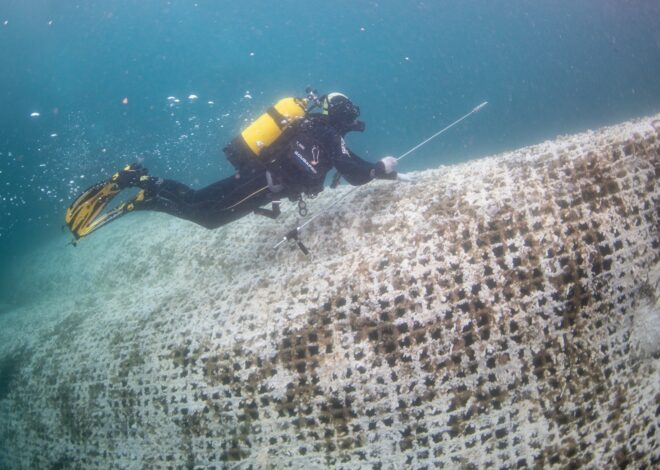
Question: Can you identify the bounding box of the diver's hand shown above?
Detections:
[379,156,397,174]
[375,156,398,179]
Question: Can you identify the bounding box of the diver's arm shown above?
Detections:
[333,139,398,185]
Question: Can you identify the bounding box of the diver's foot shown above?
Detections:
[137,175,164,197]
[111,163,149,189]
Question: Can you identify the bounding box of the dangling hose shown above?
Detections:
[273,101,489,253]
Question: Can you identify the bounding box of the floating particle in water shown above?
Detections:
[207,101,214,106]
[404,56,410,61]
[249,52,255,56]
[360,27,365,32]
[167,96,177,102]
[3,20,7,26]
[122,97,128,105]
[244,91,253,99]
[48,20,53,26]
[188,94,198,101]
[50,133,58,138]
[30,112,40,118]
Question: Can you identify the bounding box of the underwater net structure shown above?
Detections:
[0,114,658,468]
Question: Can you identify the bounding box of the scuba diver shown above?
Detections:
[65,91,407,241]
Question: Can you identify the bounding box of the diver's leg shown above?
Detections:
[66,164,272,239]
[135,173,272,229]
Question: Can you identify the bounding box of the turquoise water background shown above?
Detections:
[1,0,659,300]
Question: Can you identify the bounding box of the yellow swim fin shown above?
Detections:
[71,190,147,240]
[65,164,148,240]
[65,180,122,239]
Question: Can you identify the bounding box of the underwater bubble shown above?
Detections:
[188,94,199,101]
[50,133,58,138]
[244,91,253,99]
[249,52,255,56]
[30,112,41,118]
[207,101,214,106]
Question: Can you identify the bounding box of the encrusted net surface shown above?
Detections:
[0,115,658,469]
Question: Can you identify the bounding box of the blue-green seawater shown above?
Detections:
[1,0,659,303]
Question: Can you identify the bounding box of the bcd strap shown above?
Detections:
[254,201,281,219]
[330,172,342,188]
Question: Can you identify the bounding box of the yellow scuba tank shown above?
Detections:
[224,97,308,171]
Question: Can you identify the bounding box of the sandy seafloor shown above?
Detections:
[0,114,658,468]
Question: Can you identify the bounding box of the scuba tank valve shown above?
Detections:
[304,87,323,112]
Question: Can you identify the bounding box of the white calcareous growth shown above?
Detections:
[0,114,658,469]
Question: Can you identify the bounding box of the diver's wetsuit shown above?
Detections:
[135,173,272,229]
[135,115,388,229]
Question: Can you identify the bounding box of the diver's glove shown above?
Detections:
[374,156,398,180]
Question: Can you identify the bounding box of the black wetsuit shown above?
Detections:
[136,115,390,229]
